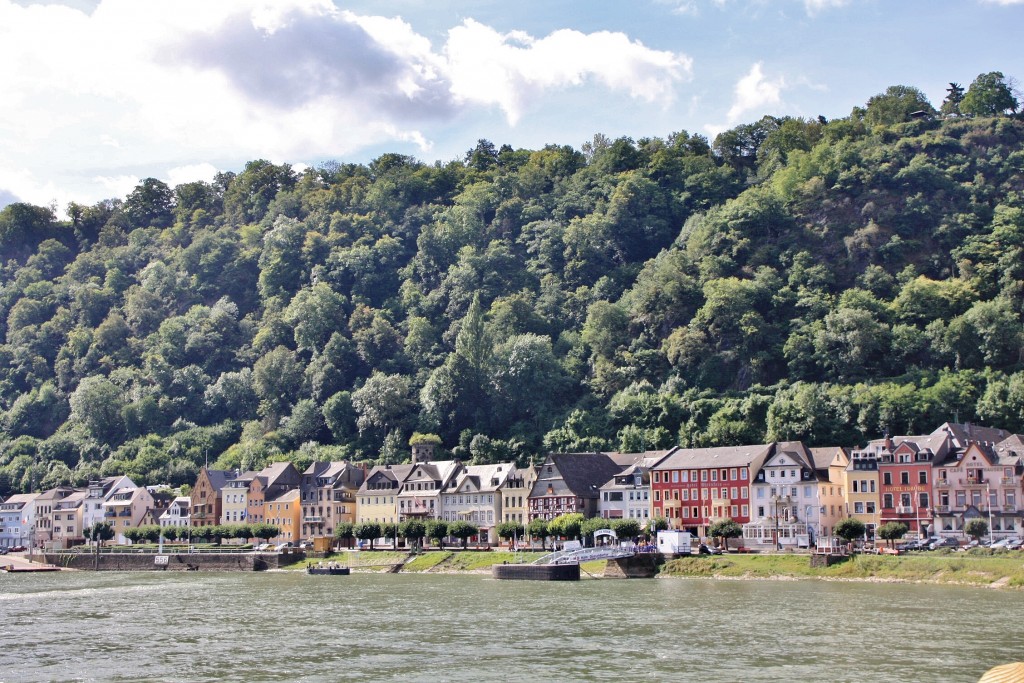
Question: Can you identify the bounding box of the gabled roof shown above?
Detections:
[1,492,39,507]
[809,446,849,471]
[652,444,774,471]
[446,463,514,494]
[530,453,628,500]
[267,488,299,504]
[55,490,88,509]
[933,422,1012,449]
[257,461,300,489]
[198,468,237,492]
[358,464,415,494]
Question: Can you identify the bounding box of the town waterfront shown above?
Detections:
[1,571,1021,682]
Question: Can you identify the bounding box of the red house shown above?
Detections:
[877,433,950,537]
[650,444,773,538]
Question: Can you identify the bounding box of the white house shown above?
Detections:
[744,442,819,548]
[159,496,191,528]
[81,476,137,533]
[0,493,39,548]
[440,463,514,544]
[597,453,663,523]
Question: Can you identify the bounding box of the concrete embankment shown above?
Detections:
[42,551,300,571]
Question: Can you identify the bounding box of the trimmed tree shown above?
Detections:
[495,521,524,547]
[122,527,144,545]
[527,518,549,550]
[448,520,478,549]
[400,519,427,549]
[333,522,355,549]
[877,521,908,549]
[426,520,449,549]
[581,517,606,546]
[548,512,584,542]
[647,517,669,537]
[162,526,179,542]
[964,519,989,543]
[354,521,382,550]
[834,518,867,549]
[709,519,743,551]
[251,523,280,544]
[611,518,642,542]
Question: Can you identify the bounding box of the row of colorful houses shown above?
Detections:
[2,421,1022,550]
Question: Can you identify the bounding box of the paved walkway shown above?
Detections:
[1,551,63,571]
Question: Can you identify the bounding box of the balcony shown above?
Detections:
[895,506,914,514]
[934,505,950,513]
[936,479,949,487]
[966,476,985,485]
[304,516,324,523]
[1004,505,1016,512]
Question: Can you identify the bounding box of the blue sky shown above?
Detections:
[1,0,1022,212]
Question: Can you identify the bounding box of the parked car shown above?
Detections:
[929,537,959,550]
[1006,538,1024,550]
[989,539,1012,549]
[255,543,271,551]
[9,545,27,552]
[0,547,7,555]
[274,542,293,551]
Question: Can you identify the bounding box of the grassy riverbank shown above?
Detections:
[660,551,1024,588]
[282,549,1024,589]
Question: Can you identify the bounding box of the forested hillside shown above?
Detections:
[1,75,1023,495]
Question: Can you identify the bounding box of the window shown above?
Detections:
[956,491,966,507]
[853,480,859,493]
[757,506,765,517]
[866,502,876,514]
[741,505,748,517]
[757,488,765,499]
[731,487,738,499]
[854,502,864,514]
[711,470,718,482]
[883,472,892,486]
[653,472,661,484]
[900,472,910,485]
[770,470,776,478]
[730,505,738,517]
[700,470,708,482]
[730,468,738,481]
[1008,492,1016,508]
[681,490,689,501]
[900,493,911,508]
[672,471,679,483]
[919,493,929,509]
[654,491,661,502]
[680,471,688,483]
[883,494,893,508]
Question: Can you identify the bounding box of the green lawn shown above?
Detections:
[660,551,1024,587]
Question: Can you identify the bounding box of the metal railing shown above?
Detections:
[533,546,636,565]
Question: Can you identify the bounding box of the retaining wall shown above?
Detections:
[43,551,300,571]
[604,554,665,578]
[492,563,581,581]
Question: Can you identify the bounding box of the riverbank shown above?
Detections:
[285,549,1024,589]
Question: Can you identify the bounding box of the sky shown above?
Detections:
[1,0,1023,213]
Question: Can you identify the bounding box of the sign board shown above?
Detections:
[154,555,169,566]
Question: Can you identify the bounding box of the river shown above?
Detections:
[1,571,1018,682]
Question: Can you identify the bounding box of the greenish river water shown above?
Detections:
[1,571,1020,682]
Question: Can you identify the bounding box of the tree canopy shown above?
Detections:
[1,71,1023,497]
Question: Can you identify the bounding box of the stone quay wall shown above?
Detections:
[43,551,301,571]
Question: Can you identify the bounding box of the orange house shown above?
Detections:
[264,489,301,544]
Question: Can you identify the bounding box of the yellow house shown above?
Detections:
[809,447,850,540]
[264,489,301,544]
[357,464,413,525]
[845,444,882,542]
[501,464,537,526]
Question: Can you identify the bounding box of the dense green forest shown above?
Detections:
[1,73,1022,496]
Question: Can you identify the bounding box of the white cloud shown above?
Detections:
[726,62,786,123]
[0,0,692,208]
[804,0,848,14]
[445,20,692,125]
[166,163,219,188]
[979,0,1024,4]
